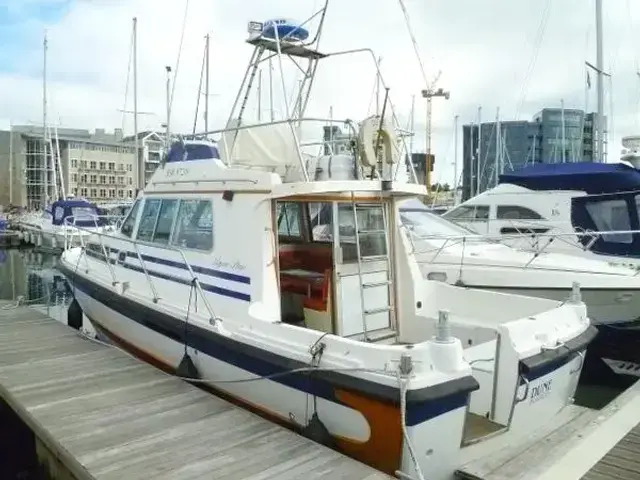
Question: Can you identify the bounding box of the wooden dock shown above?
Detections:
[0,301,389,480]
[455,378,640,480]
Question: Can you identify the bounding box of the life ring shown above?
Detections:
[357,115,398,168]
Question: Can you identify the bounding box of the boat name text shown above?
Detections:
[213,256,246,271]
[165,167,189,178]
[529,378,552,404]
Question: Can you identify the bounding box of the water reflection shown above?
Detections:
[0,248,95,336]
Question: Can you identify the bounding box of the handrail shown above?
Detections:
[64,220,221,327]
[403,225,640,272]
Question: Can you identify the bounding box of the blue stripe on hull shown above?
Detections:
[85,248,251,302]
[61,262,479,427]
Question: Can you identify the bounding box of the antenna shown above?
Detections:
[421,72,450,195]
[43,32,48,209]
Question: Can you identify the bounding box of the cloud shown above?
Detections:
[0,0,639,187]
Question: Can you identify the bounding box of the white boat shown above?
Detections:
[59,11,594,479]
[15,198,107,251]
[400,198,640,327]
[443,162,640,384]
[442,162,640,263]
[59,132,595,479]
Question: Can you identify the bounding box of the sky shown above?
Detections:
[0,0,639,187]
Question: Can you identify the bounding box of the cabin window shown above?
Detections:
[496,205,543,220]
[136,199,162,242]
[170,200,213,251]
[120,200,141,238]
[585,198,632,244]
[277,202,302,239]
[151,199,178,245]
[54,207,65,222]
[445,205,490,221]
[71,207,97,221]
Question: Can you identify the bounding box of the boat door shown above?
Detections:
[330,201,394,340]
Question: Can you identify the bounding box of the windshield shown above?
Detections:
[71,206,98,219]
[399,199,477,237]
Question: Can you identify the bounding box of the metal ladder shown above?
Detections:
[351,198,395,342]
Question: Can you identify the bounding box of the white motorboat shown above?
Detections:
[15,198,107,251]
[58,9,594,479]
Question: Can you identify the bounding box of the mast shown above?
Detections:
[453,114,459,205]
[476,106,482,196]
[595,0,604,162]
[494,107,500,187]
[561,98,566,163]
[133,17,141,189]
[54,125,66,199]
[42,33,48,209]
[8,121,12,205]
[165,66,172,146]
[205,33,210,133]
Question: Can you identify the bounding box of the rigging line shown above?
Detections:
[121,26,134,135]
[515,0,552,120]
[169,0,190,114]
[192,41,206,135]
[396,0,429,86]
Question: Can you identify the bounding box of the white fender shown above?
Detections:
[357,115,398,168]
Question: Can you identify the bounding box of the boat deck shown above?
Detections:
[0,301,389,480]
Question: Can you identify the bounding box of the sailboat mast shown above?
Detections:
[133,17,141,190]
[595,0,604,162]
[561,98,566,163]
[495,107,500,187]
[205,33,210,133]
[476,106,482,196]
[453,114,459,203]
[42,33,48,209]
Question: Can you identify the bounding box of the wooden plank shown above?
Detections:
[582,423,640,480]
[456,378,640,480]
[0,302,389,480]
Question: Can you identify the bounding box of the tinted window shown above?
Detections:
[120,200,141,238]
[152,200,178,245]
[136,199,162,242]
[585,199,632,244]
[496,205,544,220]
[171,200,213,251]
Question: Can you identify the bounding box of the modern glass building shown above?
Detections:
[461,108,605,201]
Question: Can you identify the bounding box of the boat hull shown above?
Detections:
[472,285,640,387]
[62,265,474,477]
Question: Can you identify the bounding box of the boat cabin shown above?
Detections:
[275,195,396,340]
[113,129,424,343]
[50,198,103,228]
[445,162,640,256]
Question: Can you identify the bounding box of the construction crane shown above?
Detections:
[421,71,450,196]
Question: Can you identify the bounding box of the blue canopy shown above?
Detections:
[261,19,310,42]
[499,162,640,194]
[166,140,220,163]
[50,199,102,227]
